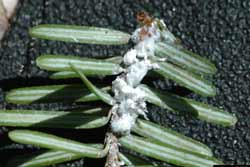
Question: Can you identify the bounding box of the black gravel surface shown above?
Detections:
[0,0,249,166]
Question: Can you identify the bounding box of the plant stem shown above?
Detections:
[104,133,120,167]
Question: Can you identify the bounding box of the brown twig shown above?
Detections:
[105,132,121,167]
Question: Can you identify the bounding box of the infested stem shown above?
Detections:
[110,12,162,136]
[106,12,166,165]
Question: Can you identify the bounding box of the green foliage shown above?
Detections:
[9,130,109,158]
[6,84,111,104]
[0,19,237,167]
[154,62,216,96]
[132,119,212,156]
[7,150,84,167]
[70,63,114,105]
[37,55,123,76]
[154,42,216,75]
[120,135,223,167]
[139,85,237,126]
[30,25,131,45]
[0,109,109,129]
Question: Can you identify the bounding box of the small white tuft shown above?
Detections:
[126,61,149,87]
[123,49,138,65]
[131,28,141,43]
[111,114,136,134]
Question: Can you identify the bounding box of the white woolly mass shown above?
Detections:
[126,61,150,87]
[110,113,136,134]
[123,49,138,66]
[111,20,162,135]
[131,28,141,43]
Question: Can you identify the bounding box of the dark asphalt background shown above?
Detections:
[0,0,249,166]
